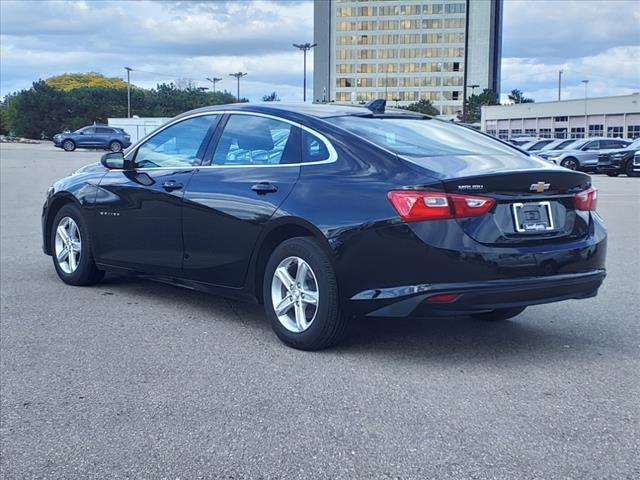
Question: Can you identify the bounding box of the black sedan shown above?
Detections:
[42,101,607,350]
[597,138,640,177]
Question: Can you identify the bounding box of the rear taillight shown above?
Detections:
[574,187,598,211]
[387,190,495,222]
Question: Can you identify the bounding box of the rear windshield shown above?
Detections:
[328,116,524,157]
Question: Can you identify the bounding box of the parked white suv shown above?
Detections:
[538,137,631,171]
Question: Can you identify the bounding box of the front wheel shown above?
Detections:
[62,140,76,152]
[606,173,620,177]
[51,204,104,286]
[560,157,579,170]
[625,160,639,177]
[263,237,346,350]
[470,307,526,322]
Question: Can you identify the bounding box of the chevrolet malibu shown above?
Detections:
[42,102,607,350]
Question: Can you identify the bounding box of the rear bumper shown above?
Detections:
[350,269,606,317]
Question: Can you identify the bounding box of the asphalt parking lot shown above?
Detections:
[1,142,639,479]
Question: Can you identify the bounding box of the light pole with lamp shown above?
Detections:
[293,43,317,102]
[206,77,222,94]
[229,72,247,102]
[581,79,589,132]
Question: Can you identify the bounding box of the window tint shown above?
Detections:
[135,115,217,168]
[96,127,113,134]
[302,130,330,163]
[329,117,523,157]
[212,115,298,165]
[82,127,95,134]
[583,141,600,150]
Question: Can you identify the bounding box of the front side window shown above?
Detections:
[134,115,218,168]
[212,115,298,165]
[583,141,600,150]
[329,117,525,157]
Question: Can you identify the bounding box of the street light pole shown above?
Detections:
[206,77,222,94]
[229,72,247,102]
[581,79,589,120]
[293,43,317,102]
[125,67,132,118]
[558,70,563,101]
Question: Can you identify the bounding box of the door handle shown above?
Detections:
[251,182,278,194]
[162,180,184,192]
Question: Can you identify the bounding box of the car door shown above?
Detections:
[181,113,303,287]
[76,127,97,147]
[91,114,221,275]
[95,126,114,148]
[578,140,601,166]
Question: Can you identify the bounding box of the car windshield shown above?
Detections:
[627,138,640,149]
[74,127,88,133]
[329,116,523,157]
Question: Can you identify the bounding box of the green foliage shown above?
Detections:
[3,78,237,139]
[46,72,128,91]
[402,99,439,116]
[508,89,534,104]
[458,89,499,123]
[262,91,280,102]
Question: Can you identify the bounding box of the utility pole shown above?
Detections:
[125,67,132,118]
[206,77,222,94]
[293,43,317,102]
[558,70,563,101]
[229,72,247,102]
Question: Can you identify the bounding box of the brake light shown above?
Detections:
[425,293,460,303]
[574,187,598,211]
[387,190,495,222]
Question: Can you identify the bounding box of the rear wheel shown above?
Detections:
[62,140,76,152]
[560,157,578,170]
[625,160,639,177]
[109,140,123,152]
[51,204,104,286]
[606,173,619,177]
[470,307,526,322]
[263,237,346,350]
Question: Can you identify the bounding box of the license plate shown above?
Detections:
[512,201,555,233]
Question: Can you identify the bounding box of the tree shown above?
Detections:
[45,72,128,91]
[2,75,237,139]
[262,91,280,102]
[458,88,499,123]
[402,99,439,116]
[508,89,534,104]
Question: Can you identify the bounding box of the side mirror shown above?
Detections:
[100,151,125,169]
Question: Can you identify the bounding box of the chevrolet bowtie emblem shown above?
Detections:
[530,181,550,193]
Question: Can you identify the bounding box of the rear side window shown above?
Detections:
[96,127,113,134]
[212,115,300,165]
[302,130,330,163]
[329,117,523,157]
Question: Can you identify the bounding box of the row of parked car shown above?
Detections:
[510,136,639,177]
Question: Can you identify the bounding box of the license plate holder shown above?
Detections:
[512,201,555,233]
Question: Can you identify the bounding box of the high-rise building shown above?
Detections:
[313,0,502,118]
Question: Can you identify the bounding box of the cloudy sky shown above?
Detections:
[1,0,638,102]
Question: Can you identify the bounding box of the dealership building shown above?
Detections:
[313,0,502,117]
[481,93,640,140]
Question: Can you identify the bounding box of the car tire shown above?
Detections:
[263,237,346,350]
[470,306,526,322]
[62,140,76,152]
[109,141,123,152]
[51,203,105,286]
[560,157,579,170]
[625,160,639,177]
[606,173,620,177]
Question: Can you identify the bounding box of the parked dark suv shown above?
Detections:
[597,138,640,177]
[53,125,131,152]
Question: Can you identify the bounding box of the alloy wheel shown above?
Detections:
[54,216,82,274]
[63,140,74,151]
[562,158,578,170]
[110,142,122,152]
[271,256,319,333]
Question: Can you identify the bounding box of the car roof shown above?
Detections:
[176,102,429,121]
